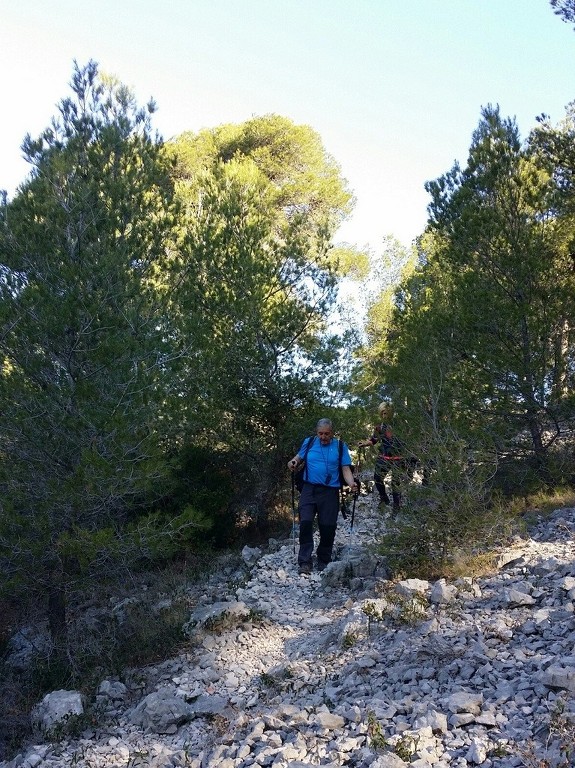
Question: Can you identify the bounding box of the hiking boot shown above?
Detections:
[298,562,312,576]
[316,560,329,572]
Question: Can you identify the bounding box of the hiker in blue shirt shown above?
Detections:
[288,418,357,575]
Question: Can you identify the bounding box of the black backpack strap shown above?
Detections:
[301,435,315,483]
[338,438,345,487]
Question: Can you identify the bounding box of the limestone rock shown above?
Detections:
[30,690,85,738]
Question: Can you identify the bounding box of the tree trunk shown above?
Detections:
[47,558,68,670]
[527,414,552,486]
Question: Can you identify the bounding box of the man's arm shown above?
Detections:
[287,453,302,472]
[341,465,357,490]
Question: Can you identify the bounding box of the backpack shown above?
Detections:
[294,436,344,492]
[375,422,404,458]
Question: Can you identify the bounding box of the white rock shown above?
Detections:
[466,737,488,764]
[430,580,458,604]
[447,691,483,714]
[505,588,536,606]
[30,690,85,737]
[540,665,575,692]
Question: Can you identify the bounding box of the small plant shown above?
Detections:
[516,697,575,768]
[207,713,230,735]
[202,608,233,633]
[362,588,429,632]
[39,710,90,742]
[127,749,150,767]
[342,630,359,648]
[548,698,575,767]
[366,710,387,751]
[343,563,355,585]
[489,743,509,759]
[70,745,88,766]
[224,570,251,592]
[259,672,278,689]
[247,608,265,624]
[323,694,335,709]
[259,666,293,691]
[394,734,415,761]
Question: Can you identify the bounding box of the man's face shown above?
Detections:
[316,426,333,445]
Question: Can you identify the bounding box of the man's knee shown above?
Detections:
[299,519,314,542]
[318,523,337,546]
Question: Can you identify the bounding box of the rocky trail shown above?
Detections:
[5,491,575,768]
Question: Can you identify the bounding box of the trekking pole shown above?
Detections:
[357,446,364,487]
[340,487,348,520]
[350,488,358,536]
[291,470,297,554]
[349,446,363,540]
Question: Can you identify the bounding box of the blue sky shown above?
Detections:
[1,0,574,254]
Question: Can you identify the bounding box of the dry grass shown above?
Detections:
[518,487,575,519]
[390,485,575,583]
[439,551,501,580]
[438,486,575,581]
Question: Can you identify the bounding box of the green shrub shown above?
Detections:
[163,444,240,548]
[377,435,512,579]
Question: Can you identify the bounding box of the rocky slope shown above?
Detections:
[4,494,575,768]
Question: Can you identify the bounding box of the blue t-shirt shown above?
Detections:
[298,436,352,487]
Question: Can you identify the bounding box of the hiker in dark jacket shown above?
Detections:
[359,401,411,514]
[288,418,357,575]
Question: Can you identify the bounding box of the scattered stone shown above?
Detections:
[430,579,458,604]
[6,497,575,768]
[129,691,193,733]
[241,545,262,564]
